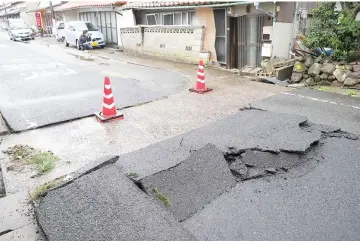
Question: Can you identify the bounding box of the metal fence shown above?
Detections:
[79,11,118,44]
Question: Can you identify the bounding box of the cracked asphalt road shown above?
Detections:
[36,109,360,241]
[0,32,187,132]
[251,87,360,135]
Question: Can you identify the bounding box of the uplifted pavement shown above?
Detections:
[35,109,360,241]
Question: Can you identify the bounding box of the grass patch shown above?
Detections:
[29,152,59,174]
[347,89,357,96]
[3,145,59,175]
[126,172,139,179]
[317,86,331,91]
[153,188,171,208]
[30,177,64,201]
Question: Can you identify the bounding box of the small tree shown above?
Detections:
[304,2,360,61]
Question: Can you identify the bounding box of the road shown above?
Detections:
[251,87,360,135]
[33,109,360,241]
[0,32,187,132]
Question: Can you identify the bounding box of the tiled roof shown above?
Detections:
[53,1,120,11]
[120,1,239,9]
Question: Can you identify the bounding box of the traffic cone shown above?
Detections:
[189,60,213,94]
[95,76,124,122]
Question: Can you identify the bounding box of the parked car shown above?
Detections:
[53,21,65,42]
[64,21,105,50]
[8,19,35,41]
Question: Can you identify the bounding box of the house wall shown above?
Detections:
[194,8,216,62]
[62,9,78,22]
[20,2,38,26]
[116,9,136,47]
[272,22,293,59]
[120,25,206,64]
[123,8,216,62]
[230,2,275,17]
[120,26,142,51]
[276,2,295,23]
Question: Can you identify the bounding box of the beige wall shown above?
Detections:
[194,8,217,62]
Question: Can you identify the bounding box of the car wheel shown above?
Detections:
[76,40,81,50]
[65,39,69,47]
[100,46,105,49]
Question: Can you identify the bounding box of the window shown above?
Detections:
[145,11,195,26]
[181,11,188,25]
[189,11,196,25]
[146,14,158,25]
[57,23,64,29]
[163,13,173,25]
[174,12,182,25]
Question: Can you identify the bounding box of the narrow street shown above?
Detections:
[0,31,188,131]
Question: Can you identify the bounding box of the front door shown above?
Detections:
[238,15,264,69]
[214,9,227,64]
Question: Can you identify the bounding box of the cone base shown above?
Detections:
[189,88,213,94]
[95,111,124,123]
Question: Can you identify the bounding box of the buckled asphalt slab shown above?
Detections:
[33,109,360,241]
[183,136,360,241]
[36,164,198,241]
[139,144,236,221]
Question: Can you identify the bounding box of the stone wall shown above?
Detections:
[120,25,208,64]
[291,56,360,89]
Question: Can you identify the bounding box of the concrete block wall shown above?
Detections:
[119,26,142,53]
[120,25,206,64]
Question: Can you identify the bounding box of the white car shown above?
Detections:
[53,21,65,42]
[8,19,34,41]
[64,21,105,50]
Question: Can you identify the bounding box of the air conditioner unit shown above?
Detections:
[227,7,234,15]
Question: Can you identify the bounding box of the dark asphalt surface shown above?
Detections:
[184,136,360,241]
[140,144,236,221]
[36,109,360,240]
[37,163,197,241]
[251,87,360,135]
[0,32,187,131]
[116,110,322,179]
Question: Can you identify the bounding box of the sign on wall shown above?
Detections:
[35,12,42,27]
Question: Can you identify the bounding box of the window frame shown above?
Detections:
[145,10,195,26]
[162,12,174,25]
[146,13,159,25]
[188,10,196,25]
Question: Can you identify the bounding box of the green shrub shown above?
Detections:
[304,3,360,61]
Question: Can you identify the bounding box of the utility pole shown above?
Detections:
[3,1,7,14]
[49,1,55,35]
[49,1,54,20]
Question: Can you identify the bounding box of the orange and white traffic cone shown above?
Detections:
[95,76,124,122]
[189,60,213,94]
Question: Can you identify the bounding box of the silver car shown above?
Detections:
[8,21,34,41]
